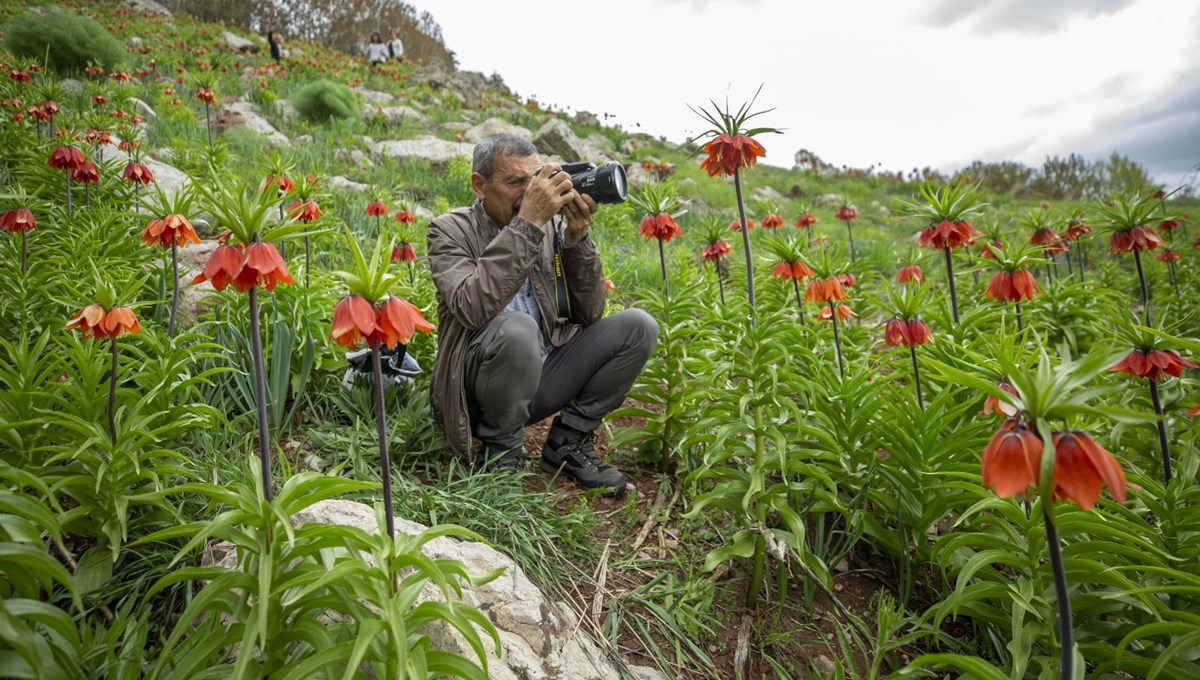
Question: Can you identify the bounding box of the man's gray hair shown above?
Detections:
[472,134,538,179]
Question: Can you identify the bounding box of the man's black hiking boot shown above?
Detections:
[540,418,626,497]
[477,442,523,474]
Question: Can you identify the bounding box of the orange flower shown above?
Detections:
[907,319,934,345]
[0,208,36,233]
[804,276,848,304]
[982,382,1020,417]
[604,278,616,291]
[699,133,766,177]
[289,199,321,223]
[1064,223,1092,241]
[818,304,854,323]
[142,214,200,248]
[1111,349,1197,381]
[639,213,683,242]
[1158,219,1181,233]
[1050,430,1127,510]
[795,212,817,229]
[66,304,141,339]
[761,213,784,229]
[701,240,732,262]
[1109,225,1163,253]
[122,161,154,185]
[195,87,216,106]
[771,260,813,281]
[395,209,415,224]
[366,200,388,216]
[884,319,912,347]
[1156,250,1180,263]
[72,160,100,184]
[918,220,980,250]
[48,146,86,171]
[835,207,858,221]
[263,174,295,196]
[390,242,416,263]
[374,297,435,348]
[191,243,245,291]
[233,242,293,292]
[985,270,1041,302]
[330,295,377,348]
[729,218,755,231]
[897,265,923,284]
[981,421,1042,498]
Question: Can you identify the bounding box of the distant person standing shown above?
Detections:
[365,32,389,68]
[267,31,283,64]
[388,31,405,62]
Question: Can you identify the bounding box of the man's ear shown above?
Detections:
[470,172,487,201]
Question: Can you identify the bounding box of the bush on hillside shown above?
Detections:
[3,9,126,73]
[290,79,360,124]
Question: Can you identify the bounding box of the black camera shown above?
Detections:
[561,161,628,204]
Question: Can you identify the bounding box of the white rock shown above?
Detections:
[752,185,786,204]
[124,0,171,17]
[127,36,143,48]
[532,119,588,163]
[363,105,426,127]
[273,99,298,122]
[354,88,394,105]
[464,117,532,143]
[221,31,260,54]
[326,176,370,192]
[214,100,289,147]
[131,98,156,121]
[374,136,475,170]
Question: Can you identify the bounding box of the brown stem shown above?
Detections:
[168,242,179,337]
[371,339,396,538]
[830,302,845,378]
[733,169,756,327]
[910,344,923,410]
[791,277,806,326]
[1043,507,1075,680]
[1133,248,1151,326]
[657,238,669,300]
[108,338,118,447]
[248,282,273,501]
[1149,379,1173,485]
[944,246,959,324]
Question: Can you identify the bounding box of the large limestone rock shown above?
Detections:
[752,185,787,204]
[574,110,599,127]
[374,136,474,170]
[464,117,532,143]
[354,88,394,106]
[221,31,260,54]
[326,175,370,192]
[532,119,588,163]
[214,99,289,147]
[412,66,491,107]
[125,0,171,18]
[144,156,190,203]
[175,240,219,325]
[205,499,665,680]
[362,105,426,128]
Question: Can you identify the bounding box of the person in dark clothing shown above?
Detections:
[267,31,283,63]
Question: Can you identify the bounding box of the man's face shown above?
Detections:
[471,152,541,227]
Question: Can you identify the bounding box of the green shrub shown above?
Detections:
[290,79,361,124]
[2,9,126,73]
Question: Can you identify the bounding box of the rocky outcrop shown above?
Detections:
[214,99,289,147]
[374,136,474,170]
[354,88,394,106]
[326,176,370,192]
[363,105,426,128]
[464,117,532,143]
[124,0,170,18]
[532,119,589,163]
[203,499,664,680]
[221,31,259,54]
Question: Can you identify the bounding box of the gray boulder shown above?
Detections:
[464,117,532,143]
[375,136,474,170]
[221,31,260,54]
[131,98,156,121]
[354,88,394,106]
[573,110,599,127]
[273,99,299,123]
[363,105,426,128]
[124,0,171,17]
[326,176,370,193]
[214,99,289,147]
[532,119,588,163]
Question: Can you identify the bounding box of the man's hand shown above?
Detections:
[562,192,598,246]
[516,162,575,227]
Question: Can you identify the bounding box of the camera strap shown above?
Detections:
[552,225,571,320]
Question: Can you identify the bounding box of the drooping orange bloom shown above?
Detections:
[233,242,293,292]
[918,220,980,250]
[1156,250,1180,263]
[982,382,1020,417]
[604,278,616,291]
[835,207,858,221]
[795,212,817,229]
[979,238,1002,259]
[391,242,416,263]
[818,305,854,323]
[8,69,31,84]
[761,213,784,229]
[72,160,100,185]
[1030,227,1067,256]
[48,146,86,171]
[1111,348,1197,381]
[66,304,141,339]
[804,276,848,304]
[884,318,934,347]
[85,128,112,146]
[1064,223,1092,241]
[1051,430,1127,510]
[195,87,216,106]
[729,218,755,231]
[263,174,295,197]
[40,100,59,117]
[699,133,766,177]
[289,199,321,223]
[897,265,923,284]
[191,243,245,291]
[395,209,415,224]
[366,200,388,217]
[985,270,1041,302]
[331,295,377,348]
[772,260,813,281]
[142,214,201,248]
[700,240,731,262]
[122,161,154,185]
[1110,225,1163,253]
[0,208,36,233]
[981,421,1042,498]
[907,319,933,345]
[1158,219,1181,233]
[639,213,683,242]
[374,297,436,348]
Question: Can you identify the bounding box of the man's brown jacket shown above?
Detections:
[426,201,606,456]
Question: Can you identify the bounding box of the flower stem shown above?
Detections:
[791,278,806,326]
[64,170,72,220]
[371,339,396,538]
[204,101,212,148]
[1133,248,1151,325]
[20,231,27,276]
[733,169,756,327]
[248,283,274,502]
[910,344,923,410]
[830,302,845,379]
[845,219,856,261]
[657,237,670,300]
[1043,507,1075,680]
[1168,261,1179,297]
[168,242,179,337]
[305,236,311,287]
[1149,378,1173,485]
[1015,302,1023,333]
[717,267,726,306]
[108,337,119,447]
[944,246,959,324]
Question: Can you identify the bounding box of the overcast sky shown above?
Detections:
[430,0,1199,187]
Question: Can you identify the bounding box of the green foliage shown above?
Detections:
[2,9,126,73]
[289,79,361,124]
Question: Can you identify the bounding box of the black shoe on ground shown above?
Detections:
[478,442,523,473]
[540,418,626,497]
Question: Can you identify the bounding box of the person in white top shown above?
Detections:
[364,32,389,67]
[388,32,404,62]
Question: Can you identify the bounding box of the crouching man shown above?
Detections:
[427,134,657,497]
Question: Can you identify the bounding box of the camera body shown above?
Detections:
[561,161,628,204]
